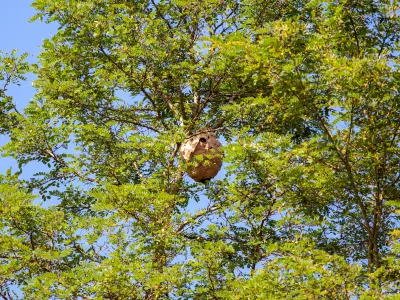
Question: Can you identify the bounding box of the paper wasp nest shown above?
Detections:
[180,131,223,183]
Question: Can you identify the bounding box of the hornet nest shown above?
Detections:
[180,130,223,183]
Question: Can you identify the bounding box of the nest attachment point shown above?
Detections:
[180,131,223,183]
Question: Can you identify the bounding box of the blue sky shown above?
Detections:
[0,3,55,56]
[0,2,56,174]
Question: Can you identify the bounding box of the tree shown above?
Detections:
[1,0,400,298]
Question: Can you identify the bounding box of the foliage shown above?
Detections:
[1,0,400,298]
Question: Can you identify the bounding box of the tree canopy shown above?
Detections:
[1,0,400,298]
